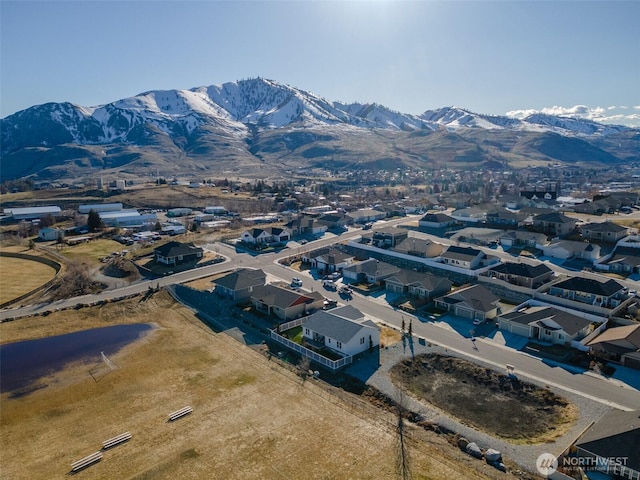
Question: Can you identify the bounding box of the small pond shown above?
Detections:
[1,323,153,394]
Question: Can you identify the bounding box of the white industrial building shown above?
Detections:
[3,206,62,220]
[99,209,157,228]
[79,203,123,214]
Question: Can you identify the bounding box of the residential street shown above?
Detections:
[2,219,640,415]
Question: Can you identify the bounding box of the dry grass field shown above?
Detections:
[0,249,58,305]
[0,292,516,480]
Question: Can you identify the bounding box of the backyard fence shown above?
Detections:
[270,330,352,371]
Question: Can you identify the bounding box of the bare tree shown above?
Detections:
[395,388,412,480]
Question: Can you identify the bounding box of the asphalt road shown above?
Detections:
[3,217,640,411]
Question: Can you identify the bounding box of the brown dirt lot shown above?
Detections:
[391,354,578,444]
[0,293,519,480]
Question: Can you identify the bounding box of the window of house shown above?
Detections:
[558,334,564,341]
[305,328,309,335]
[360,337,365,344]
[336,341,342,349]
[544,329,552,336]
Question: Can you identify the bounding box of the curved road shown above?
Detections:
[3,217,639,411]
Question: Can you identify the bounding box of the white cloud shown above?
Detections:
[506,104,640,127]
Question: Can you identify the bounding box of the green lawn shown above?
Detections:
[282,325,303,344]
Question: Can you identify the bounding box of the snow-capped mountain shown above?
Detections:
[1,78,638,181]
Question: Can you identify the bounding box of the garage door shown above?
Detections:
[456,307,474,319]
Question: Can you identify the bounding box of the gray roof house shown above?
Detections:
[581,221,629,243]
[434,284,501,321]
[392,236,446,258]
[542,239,601,261]
[573,409,640,479]
[153,241,203,266]
[439,245,487,270]
[342,258,400,285]
[547,277,625,308]
[484,262,554,289]
[532,212,576,237]
[213,268,266,301]
[602,246,640,274]
[303,247,355,273]
[585,324,640,367]
[498,304,593,345]
[418,212,457,229]
[385,269,452,300]
[250,284,325,321]
[302,305,380,357]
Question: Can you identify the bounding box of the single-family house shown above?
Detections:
[342,258,400,285]
[450,206,488,224]
[532,212,576,237]
[38,227,64,242]
[439,245,486,270]
[371,227,408,248]
[573,409,640,480]
[317,213,351,230]
[251,284,325,321]
[348,208,387,225]
[547,276,626,308]
[484,262,554,289]
[374,204,407,218]
[498,304,593,345]
[542,240,601,261]
[418,212,457,229]
[392,236,446,258]
[586,324,640,368]
[498,230,548,250]
[241,227,290,246]
[434,284,501,321]
[484,208,526,228]
[153,241,203,266]
[213,268,266,301]
[305,247,355,273]
[284,215,328,236]
[602,246,640,274]
[581,221,629,243]
[385,269,452,300]
[302,305,380,357]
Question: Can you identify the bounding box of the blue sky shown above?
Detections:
[1,0,639,125]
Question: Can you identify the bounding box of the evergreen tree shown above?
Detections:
[87,209,102,232]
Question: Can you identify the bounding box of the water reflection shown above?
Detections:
[1,323,153,394]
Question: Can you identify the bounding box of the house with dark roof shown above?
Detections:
[392,236,446,258]
[573,409,640,480]
[532,212,576,237]
[586,324,640,368]
[317,212,351,230]
[484,262,554,289]
[371,227,408,248]
[305,247,355,273]
[250,284,325,321]
[342,258,400,285]
[581,221,629,243]
[547,277,625,308]
[153,241,203,266]
[498,304,593,345]
[418,212,457,229]
[240,227,290,246]
[485,208,526,228]
[385,269,452,300]
[285,215,329,236]
[439,245,486,270]
[302,305,380,357]
[434,284,501,321]
[213,268,266,301]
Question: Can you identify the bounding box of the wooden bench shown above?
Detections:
[102,431,132,450]
[70,451,103,472]
[168,406,193,422]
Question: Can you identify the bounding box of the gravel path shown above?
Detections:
[346,334,612,475]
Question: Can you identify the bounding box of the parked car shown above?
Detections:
[322,279,336,289]
[472,318,483,326]
[291,277,303,288]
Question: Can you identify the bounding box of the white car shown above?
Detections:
[472,318,483,326]
[291,277,303,287]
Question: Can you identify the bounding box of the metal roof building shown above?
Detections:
[3,206,62,220]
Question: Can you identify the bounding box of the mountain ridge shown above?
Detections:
[1,78,638,181]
